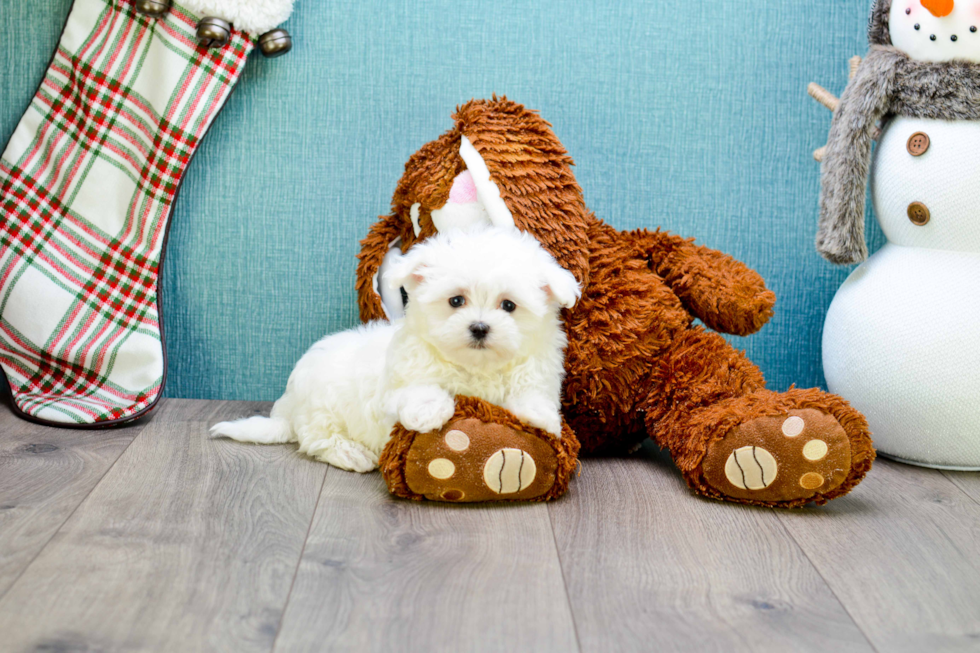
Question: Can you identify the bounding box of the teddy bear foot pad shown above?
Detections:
[702,409,852,504]
[403,418,561,502]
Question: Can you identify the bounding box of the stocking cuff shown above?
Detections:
[179,0,294,35]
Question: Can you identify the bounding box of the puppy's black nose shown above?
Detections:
[469,322,491,340]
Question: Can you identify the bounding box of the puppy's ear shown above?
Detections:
[540,258,581,309]
[383,248,428,293]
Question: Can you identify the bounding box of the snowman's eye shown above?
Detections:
[906,7,912,14]
[952,34,959,41]
[972,26,978,33]
[915,23,921,30]
[930,34,937,41]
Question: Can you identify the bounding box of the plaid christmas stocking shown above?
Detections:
[0,0,292,427]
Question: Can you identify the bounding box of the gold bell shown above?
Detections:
[197,16,232,49]
[135,0,171,18]
[258,29,293,58]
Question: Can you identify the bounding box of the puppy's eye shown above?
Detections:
[449,296,466,308]
[500,299,517,313]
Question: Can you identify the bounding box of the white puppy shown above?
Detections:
[210,227,580,473]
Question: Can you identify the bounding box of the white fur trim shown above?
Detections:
[459,136,515,230]
[178,0,293,35]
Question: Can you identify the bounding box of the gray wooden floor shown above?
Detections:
[1,399,979,652]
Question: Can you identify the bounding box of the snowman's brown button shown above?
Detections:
[907,132,930,156]
[908,201,931,226]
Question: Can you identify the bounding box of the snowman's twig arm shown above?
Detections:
[817,46,903,265]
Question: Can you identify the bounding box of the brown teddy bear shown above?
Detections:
[356,97,874,508]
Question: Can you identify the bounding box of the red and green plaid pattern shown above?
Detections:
[0,0,254,425]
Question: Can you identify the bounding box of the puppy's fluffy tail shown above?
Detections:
[210,416,294,444]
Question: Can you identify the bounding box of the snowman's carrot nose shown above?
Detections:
[920,0,954,17]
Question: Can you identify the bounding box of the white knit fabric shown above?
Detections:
[872,118,980,252]
[180,0,293,35]
[824,117,980,470]
[823,244,980,470]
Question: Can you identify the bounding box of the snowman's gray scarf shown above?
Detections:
[817,46,980,265]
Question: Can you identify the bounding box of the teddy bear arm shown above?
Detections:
[356,213,407,323]
[646,232,776,336]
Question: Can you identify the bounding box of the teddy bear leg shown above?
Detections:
[379,396,580,503]
[644,328,875,507]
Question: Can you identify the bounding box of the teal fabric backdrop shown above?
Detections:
[0,0,884,402]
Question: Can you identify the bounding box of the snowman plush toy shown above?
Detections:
[818,0,980,469]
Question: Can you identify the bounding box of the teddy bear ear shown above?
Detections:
[453,98,593,288]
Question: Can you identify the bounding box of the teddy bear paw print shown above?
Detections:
[402,418,560,502]
[702,409,853,504]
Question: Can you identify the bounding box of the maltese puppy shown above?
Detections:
[210,227,580,473]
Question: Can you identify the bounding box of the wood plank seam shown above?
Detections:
[0,400,326,651]
[0,417,147,603]
[941,471,980,508]
[546,502,584,653]
[773,513,881,653]
[271,466,331,653]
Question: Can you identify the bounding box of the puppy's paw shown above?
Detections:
[209,421,233,439]
[505,396,562,437]
[400,400,455,433]
[305,438,379,473]
[398,387,456,433]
